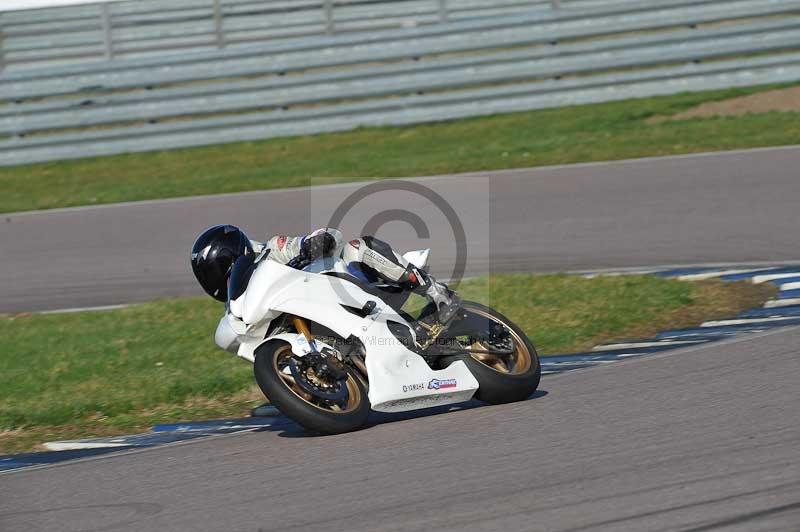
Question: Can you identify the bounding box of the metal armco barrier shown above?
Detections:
[1,0,799,166]
[0,0,564,69]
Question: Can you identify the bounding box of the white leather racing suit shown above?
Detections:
[253,228,417,285]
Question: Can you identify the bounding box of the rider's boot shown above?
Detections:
[403,267,461,323]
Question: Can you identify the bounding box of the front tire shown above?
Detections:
[254,340,370,434]
[443,301,541,404]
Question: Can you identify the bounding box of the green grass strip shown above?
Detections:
[0,273,772,453]
[3,83,800,213]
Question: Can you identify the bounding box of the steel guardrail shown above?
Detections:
[2,0,792,96]
[1,0,799,166]
[0,0,713,81]
[0,0,562,69]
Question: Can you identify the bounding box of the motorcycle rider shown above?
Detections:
[191,224,459,417]
[190,224,459,321]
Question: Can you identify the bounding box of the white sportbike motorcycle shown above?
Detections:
[215,248,541,434]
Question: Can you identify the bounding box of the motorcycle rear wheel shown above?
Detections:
[442,301,541,404]
[254,340,370,434]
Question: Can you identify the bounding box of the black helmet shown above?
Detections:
[191,225,254,301]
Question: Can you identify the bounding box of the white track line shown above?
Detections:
[701,316,800,327]
[779,282,800,291]
[167,423,275,432]
[764,298,800,309]
[676,269,763,281]
[575,261,800,278]
[592,340,705,351]
[43,442,132,451]
[582,269,665,279]
[751,273,800,284]
[546,325,800,382]
[39,304,130,315]
[543,359,619,367]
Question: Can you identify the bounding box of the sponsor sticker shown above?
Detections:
[428,378,457,390]
[276,235,287,250]
[349,239,361,249]
[365,249,387,264]
[402,383,425,393]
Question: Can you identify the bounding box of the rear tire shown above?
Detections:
[254,340,370,434]
[443,301,541,404]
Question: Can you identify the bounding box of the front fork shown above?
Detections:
[290,315,352,382]
[292,316,316,349]
[291,315,369,390]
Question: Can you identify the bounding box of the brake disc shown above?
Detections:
[288,354,349,402]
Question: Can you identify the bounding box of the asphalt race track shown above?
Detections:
[2,147,800,531]
[3,146,800,313]
[2,326,799,531]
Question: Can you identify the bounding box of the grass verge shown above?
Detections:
[3,83,800,213]
[0,273,774,453]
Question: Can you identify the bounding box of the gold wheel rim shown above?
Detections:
[464,306,532,375]
[273,345,362,414]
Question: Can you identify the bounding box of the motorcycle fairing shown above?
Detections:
[267,332,337,358]
[234,258,479,412]
[401,248,430,269]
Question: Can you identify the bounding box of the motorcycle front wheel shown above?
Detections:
[441,301,541,404]
[254,340,370,434]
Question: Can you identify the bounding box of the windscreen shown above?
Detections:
[227,253,260,302]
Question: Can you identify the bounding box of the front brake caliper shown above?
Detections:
[289,351,349,402]
[486,323,513,352]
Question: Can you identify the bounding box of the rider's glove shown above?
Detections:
[399,265,427,291]
[299,232,336,261]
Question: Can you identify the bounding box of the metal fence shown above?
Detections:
[0,0,566,70]
[1,0,800,166]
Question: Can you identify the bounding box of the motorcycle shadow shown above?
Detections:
[271,389,549,438]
